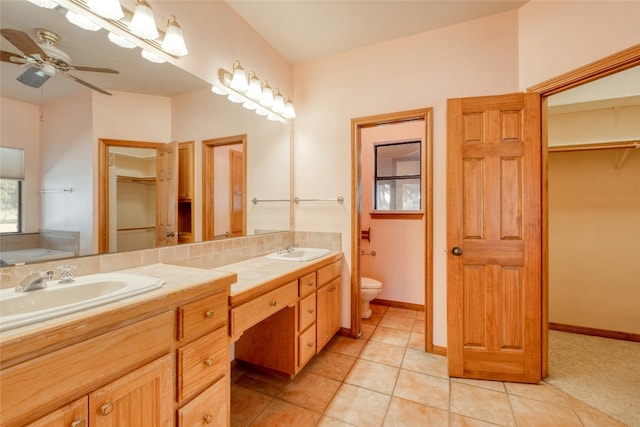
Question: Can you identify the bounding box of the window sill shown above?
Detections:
[369,211,424,220]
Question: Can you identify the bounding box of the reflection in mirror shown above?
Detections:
[0,0,292,265]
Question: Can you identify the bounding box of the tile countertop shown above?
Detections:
[212,251,344,307]
[0,263,236,365]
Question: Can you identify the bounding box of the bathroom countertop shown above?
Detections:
[0,263,236,365]
[213,251,343,307]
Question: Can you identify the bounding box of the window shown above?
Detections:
[0,179,21,233]
[0,147,25,233]
[374,141,421,211]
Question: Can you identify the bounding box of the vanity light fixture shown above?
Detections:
[86,0,124,20]
[37,0,189,62]
[161,15,188,57]
[129,0,160,40]
[212,61,296,123]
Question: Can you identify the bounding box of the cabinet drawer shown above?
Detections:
[178,375,229,427]
[298,271,316,297]
[317,260,342,286]
[298,324,316,368]
[177,326,228,403]
[177,291,227,342]
[230,280,297,339]
[299,292,316,332]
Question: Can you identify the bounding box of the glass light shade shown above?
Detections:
[87,0,124,20]
[267,113,279,122]
[26,0,57,8]
[227,93,243,103]
[161,16,188,56]
[211,85,227,95]
[272,91,285,113]
[108,32,136,48]
[261,83,274,107]
[141,49,166,63]
[283,100,296,119]
[230,62,248,91]
[242,101,257,110]
[129,0,159,40]
[255,108,269,116]
[66,10,101,31]
[247,73,262,99]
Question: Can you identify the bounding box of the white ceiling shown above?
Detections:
[225,0,528,64]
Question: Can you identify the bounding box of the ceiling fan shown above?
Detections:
[0,27,119,95]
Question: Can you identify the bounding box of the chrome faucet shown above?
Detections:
[15,270,54,292]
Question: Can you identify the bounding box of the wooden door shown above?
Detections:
[89,355,173,427]
[447,93,542,383]
[156,142,178,246]
[229,149,245,237]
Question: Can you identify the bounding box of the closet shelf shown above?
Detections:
[117,175,156,184]
[548,140,639,153]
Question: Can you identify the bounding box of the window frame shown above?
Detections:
[0,178,23,234]
[372,140,423,217]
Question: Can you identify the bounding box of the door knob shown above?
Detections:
[452,246,463,256]
[166,231,175,237]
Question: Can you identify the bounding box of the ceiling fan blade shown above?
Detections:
[1,50,26,64]
[69,65,120,74]
[0,29,47,59]
[64,73,112,96]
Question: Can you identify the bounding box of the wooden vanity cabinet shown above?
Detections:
[25,397,88,427]
[317,260,342,350]
[234,258,343,377]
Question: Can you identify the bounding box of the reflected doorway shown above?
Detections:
[202,135,247,240]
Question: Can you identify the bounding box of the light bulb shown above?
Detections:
[272,91,285,113]
[247,72,262,99]
[230,62,248,91]
[261,82,274,107]
[283,99,296,119]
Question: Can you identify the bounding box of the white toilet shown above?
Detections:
[361,277,383,319]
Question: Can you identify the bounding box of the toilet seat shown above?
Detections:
[361,277,382,290]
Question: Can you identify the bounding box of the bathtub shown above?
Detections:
[0,248,76,266]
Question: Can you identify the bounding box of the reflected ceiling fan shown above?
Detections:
[0,27,119,95]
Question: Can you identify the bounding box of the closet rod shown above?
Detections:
[548,140,639,153]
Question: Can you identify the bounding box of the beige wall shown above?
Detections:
[548,149,640,334]
[293,3,640,346]
[0,98,40,233]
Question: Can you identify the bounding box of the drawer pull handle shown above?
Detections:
[307,341,314,348]
[270,300,277,307]
[100,403,113,416]
[330,286,337,292]
[307,282,314,287]
[71,419,87,427]
[204,414,213,424]
[308,309,314,314]
[204,357,214,366]
[205,310,214,318]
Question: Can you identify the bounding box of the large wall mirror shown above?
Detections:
[0,0,291,265]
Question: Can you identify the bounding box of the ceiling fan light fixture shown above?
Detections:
[130,0,159,40]
[87,0,124,20]
[108,32,136,49]
[161,15,188,56]
[141,49,166,64]
[26,0,57,8]
[66,10,101,31]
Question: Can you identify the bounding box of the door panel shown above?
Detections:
[229,149,245,237]
[447,92,541,383]
[156,142,178,247]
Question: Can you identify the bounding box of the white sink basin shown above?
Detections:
[266,247,331,262]
[0,272,164,332]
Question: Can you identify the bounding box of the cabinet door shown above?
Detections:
[89,355,173,427]
[25,397,88,427]
[317,278,341,350]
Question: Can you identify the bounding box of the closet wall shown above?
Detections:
[548,104,640,335]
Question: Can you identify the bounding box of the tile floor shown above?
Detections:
[230,304,625,426]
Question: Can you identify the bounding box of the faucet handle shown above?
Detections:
[58,264,76,284]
